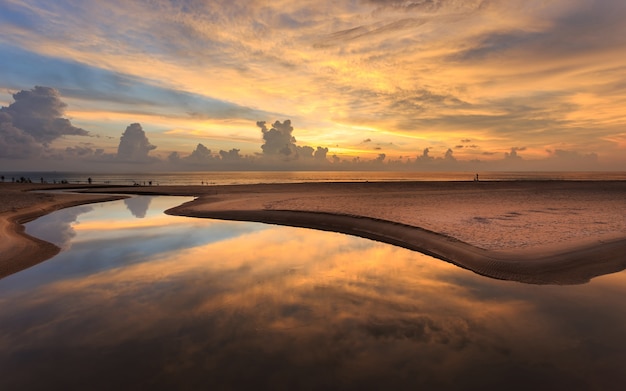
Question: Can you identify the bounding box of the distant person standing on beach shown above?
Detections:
[88,177,92,184]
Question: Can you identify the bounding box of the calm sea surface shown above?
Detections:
[4,170,626,186]
[1,196,626,390]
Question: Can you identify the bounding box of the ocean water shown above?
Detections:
[1,196,626,390]
[3,170,626,186]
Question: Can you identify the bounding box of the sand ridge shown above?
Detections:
[158,181,626,284]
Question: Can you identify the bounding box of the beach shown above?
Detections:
[1,181,625,284]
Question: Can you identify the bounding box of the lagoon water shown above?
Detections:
[2,196,626,390]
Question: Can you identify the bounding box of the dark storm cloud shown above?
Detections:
[116,123,157,162]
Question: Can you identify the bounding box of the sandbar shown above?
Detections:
[2,181,626,284]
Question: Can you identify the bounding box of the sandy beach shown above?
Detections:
[2,181,625,284]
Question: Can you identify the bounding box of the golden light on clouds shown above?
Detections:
[1,0,625,170]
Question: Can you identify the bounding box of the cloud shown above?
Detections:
[65,144,104,158]
[116,123,157,162]
[219,148,242,161]
[2,1,625,168]
[416,148,433,162]
[504,147,526,160]
[2,86,87,143]
[550,149,598,162]
[0,114,42,158]
[257,120,298,158]
[0,86,87,158]
[297,145,315,159]
[362,0,486,12]
[170,144,248,168]
[314,147,329,160]
[184,143,216,165]
[254,119,334,166]
[542,149,599,170]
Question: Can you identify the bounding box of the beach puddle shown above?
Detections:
[1,196,626,390]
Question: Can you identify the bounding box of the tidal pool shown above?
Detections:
[1,196,626,390]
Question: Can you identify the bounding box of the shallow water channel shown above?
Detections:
[1,196,626,390]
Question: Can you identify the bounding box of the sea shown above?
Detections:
[3,170,626,186]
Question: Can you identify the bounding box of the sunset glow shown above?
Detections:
[1,0,625,170]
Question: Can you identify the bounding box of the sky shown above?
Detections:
[1,0,625,171]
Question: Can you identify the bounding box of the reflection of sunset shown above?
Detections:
[73,215,189,232]
[4,199,626,389]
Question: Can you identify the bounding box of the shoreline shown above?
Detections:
[2,181,626,284]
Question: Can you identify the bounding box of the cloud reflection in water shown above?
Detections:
[24,204,93,249]
[124,195,152,218]
[2,196,626,390]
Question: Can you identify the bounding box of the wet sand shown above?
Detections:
[2,181,626,284]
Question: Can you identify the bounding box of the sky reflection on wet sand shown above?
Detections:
[1,197,626,390]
